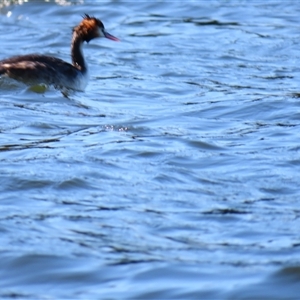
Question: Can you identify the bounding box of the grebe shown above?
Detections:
[0,14,119,92]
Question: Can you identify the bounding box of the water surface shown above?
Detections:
[1,1,300,299]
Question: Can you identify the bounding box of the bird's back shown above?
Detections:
[0,54,82,90]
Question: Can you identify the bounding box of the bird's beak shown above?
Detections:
[103,30,120,41]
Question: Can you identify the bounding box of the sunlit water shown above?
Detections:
[1,1,300,299]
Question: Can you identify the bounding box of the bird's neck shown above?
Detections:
[71,31,87,73]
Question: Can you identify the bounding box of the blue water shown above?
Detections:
[1,1,300,299]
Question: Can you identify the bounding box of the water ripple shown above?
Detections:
[1,1,300,299]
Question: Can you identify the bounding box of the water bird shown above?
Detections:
[0,14,119,92]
